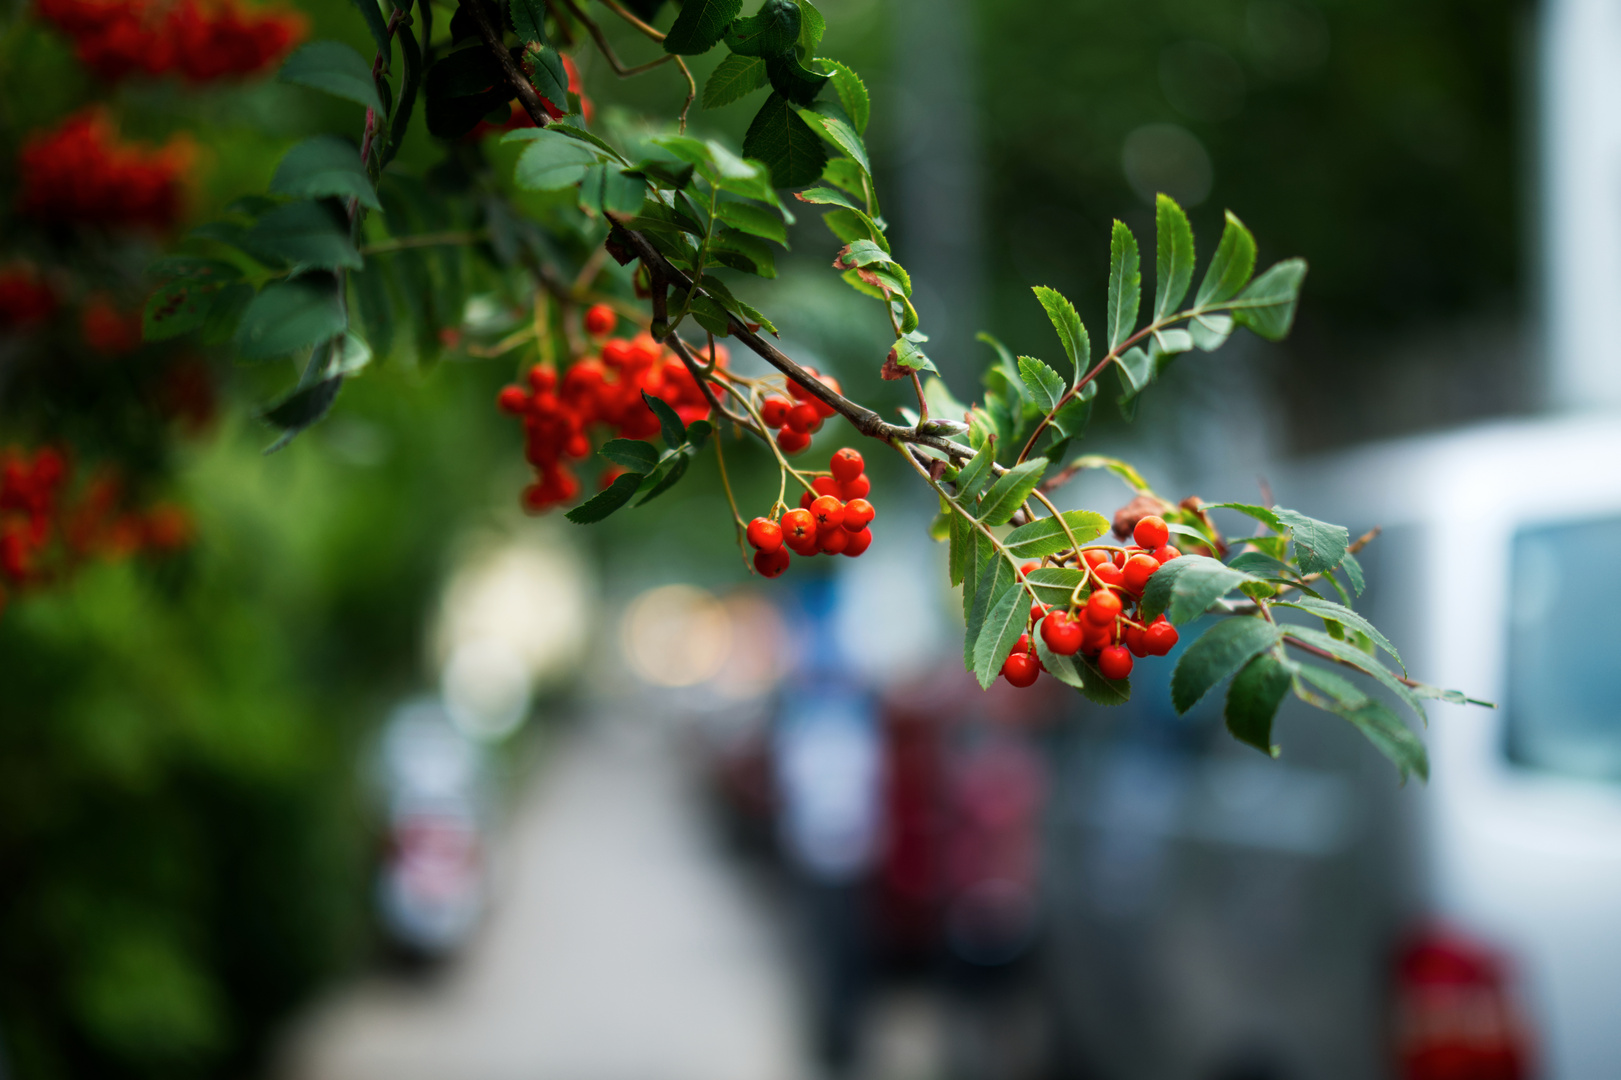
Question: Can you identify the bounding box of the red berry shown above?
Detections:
[1123,624,1148,657]
[761,397,791,428]
[584,303,616,337]
[812,476,840,499]
[843,527,872,557]
[777,426,811,454]
[812,375,840,418]
[818,526,850,555]
[838,475,871,501]
[1123,553,1162,594]
[1153,545,1181,564]
[747,516,783,552]
[1081,623,1111,655]
[1098,644,1134,681]
[754,546,791,578]
[497,386,530,414]
[1093,561,1125,588]
[1029,602,1051,625]
[842,498,874,532]
[1144,617,1179,656]
[1002,651,1040,688]
[786,402,823,434]
[800,489,817,510]
[1134,515,1170,550]
[781,508,816,546]
[830,448,864,483]
[1042,610,1083,656]
[1082,548,1111,570]
[1019,560,1041,577]
[1085,589,1122,626]
[528,364,557,393]
[787,374,819,403]
[809,495,845,531]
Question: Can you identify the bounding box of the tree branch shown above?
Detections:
[458,0,556,129]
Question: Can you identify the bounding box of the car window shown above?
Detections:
[1506,516,1621,779]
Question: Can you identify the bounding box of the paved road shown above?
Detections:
[281,722,811,1080]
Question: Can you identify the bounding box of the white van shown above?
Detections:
[1042,412,1621,1080]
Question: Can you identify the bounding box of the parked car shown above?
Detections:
[1042,413,1621,1080]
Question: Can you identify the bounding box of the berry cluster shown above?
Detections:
[1001,514,1183,688]
[18,110,192,231]
[35,0,306,84]
[0,446,191,605]
[0,264,59,329]
[758,369,842,455]
[496,306,718,512]
[745,447,874,577]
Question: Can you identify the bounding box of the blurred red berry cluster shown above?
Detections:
[0,445,192,606]
[470,55,594,140]
[34,0,306,83]
[497,311,721,511]
[0,263,60,329]
[79,292,144,355]
[18,110,192,230]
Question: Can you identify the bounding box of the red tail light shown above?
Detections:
[1393,927,1531,1080]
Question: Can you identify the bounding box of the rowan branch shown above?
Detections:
[458,0,556,129]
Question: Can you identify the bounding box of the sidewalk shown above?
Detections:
[280,721,810,1080]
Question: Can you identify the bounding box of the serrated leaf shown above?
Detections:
[742,93,827,188]
[1209,502,1283,531]
[703,52,768,108]
[270,135,380,209]
[350,0,392,55]
[963,551,1012,669]
[1171,618,1283,713]
[1189,311,1233,351]
[1049,391,1094,442]
[766,52,829,104]
[973,584,1028,689]
[1341,551,1365,595]
[1106,220,1141,351]
[1017,356,1065,412]
[888,334,934,375]
[1036,637,1131,704]
[713,229,778,277]
[1195,211,1257,308]
[1154,193,1195,319]
[509,0,548,43]
[280,40,386,114]
[142,260,241,342]
[246,200,362,271]
[1114,346,1152,402]
[636,451,691,505]
[819,58,869,134]
[1032,285,1089,384]
[954,442,995,501]
[686,419,713,448]
[948,507,976,586]
[1293,667,1428,781]
[1273,507,1349,574]
[1225,551,1294,576]
[1231,258,1307,341]
[1058,454,1154,494]
[796,100,869,174]
[1225,651,1291,754]
[978,458,1047,526]
[1283,625,1426,724]
[514,129,602,190]
[234,277,346,360]
[600,438,659,472]
[715,199,787,243]
[1024,567,1087,608]
[795,0,824,53]
[1273,596,1403,670]
[663,0,742,54]
[1003,510,1108,561]
[524,43,571,113]
[1139,555,1259,625]
[725,0,799,55]
[567,471,644,523]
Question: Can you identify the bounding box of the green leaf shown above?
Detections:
[1225,550,1293,577]
[1273,596,1403,670]
[352,260,393,357]
[703,52,768,108]
[742,93,827,188]
[963,550,1012,669]
[1189,311,1233,351]
[1273,507,1349,574]
[567,471,644,523]
[246,200,361,271]
[1036,637,1131,704]
[1003,510,1108,561]
[1341,551,1365,595]
[1171,618,1283,713]
[973,584,1028,689]
[1048,390,1094,441]
[524,43,571,112]
[954,442,996,500]
[1225,651,1292,754]
[261,373,343,450]
[1031,286,1089,384]
[509,0,549,43]
[636,451,691,505]
[715,199,787,243]
[663,0,742,54]
[948,507,976,586]
[820,157,867,198]
[1139,555,1258,626]
[1208,502,1283,531]
[280,40,386,114]
[889,334,935,375]
[765,52,830,105]
[1106,220,1141,351]
[1293,666,1428,781]
[1283,625,1426,723]
[794,0,824,54]
[234,277,346,360]
[1154,193,1195,319]
[796,100,869,174]
[270,135,380,209]
[978,457,1048,526]
[1017,356,1065,413]
[1194,211,1257,308]
[350,0,392,56]
[579,164,647,219]
[1024,567,1087,608]
[640,391,688,449]
[725,0,799,56]
[1114,346,1152,402]
[600,438,659,472]
[1231,258,1307,341]
[142,260,241,342]
[818,58,869,134]
[1058,454,1154,494]
[686,419,714,449]
[514,130,602,190]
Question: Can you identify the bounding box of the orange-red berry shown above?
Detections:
[843,527,872,557]
[809,495,845,531]
[1123,553,1161,594]
[754,546,791,578]
[1085,589,1122,626]
[1098,644,1134,680]
[1134,515,1169,550]
[761,397,791,428]
[1042,610,1083,656]
[584,303,616,337]
[842,498,874,532]
[778,426,811,454]
[747,517,783,552]
[1002,650,1040,688]
[830,448,864,483]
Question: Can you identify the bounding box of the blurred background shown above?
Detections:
[4,0,1619,1078]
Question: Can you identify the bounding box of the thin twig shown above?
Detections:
[598,0,666,40]
[558,0,673,75]
[458,0,556,128]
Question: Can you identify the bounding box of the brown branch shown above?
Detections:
[597,0,666,40]
[664,335,754,431]
[458,0,556,128]
[558,0,673,75]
